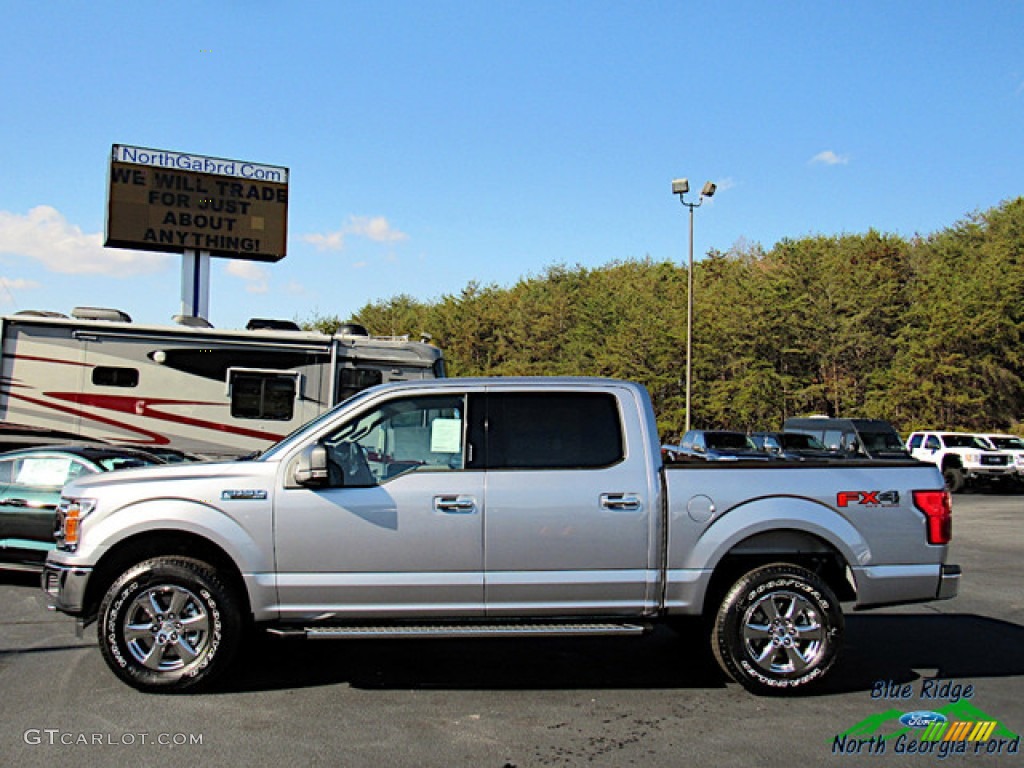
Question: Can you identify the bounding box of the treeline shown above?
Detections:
[306,197,1024,438]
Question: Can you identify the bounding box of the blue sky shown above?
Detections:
[1,2,1022,331]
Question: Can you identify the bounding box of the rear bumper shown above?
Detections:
[853,562,960,609]
[40,561,92,616]
[937,563,961,600]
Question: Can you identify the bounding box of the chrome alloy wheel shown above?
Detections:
[740,589,826,675]
[122,584,211,672]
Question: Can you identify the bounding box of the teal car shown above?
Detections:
[0,445,164,571]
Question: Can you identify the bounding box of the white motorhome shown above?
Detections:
[0,308,444,458]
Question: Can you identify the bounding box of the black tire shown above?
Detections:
[942,467,965,494]
[711,564,843,695]
[98,557,241,693]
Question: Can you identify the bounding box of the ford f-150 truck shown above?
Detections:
[42,377,960,695]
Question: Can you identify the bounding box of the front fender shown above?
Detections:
[81,497,274,576]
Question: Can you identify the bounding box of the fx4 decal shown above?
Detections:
[837,490,900,508]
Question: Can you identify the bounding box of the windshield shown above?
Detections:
[95,456,160,471]
[706,432,754,451]
[989,436,1024,450]
[780,434,826,450]
[859,430,906,452]
[942,434,989,449]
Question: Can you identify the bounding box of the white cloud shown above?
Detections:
[0,206,171,275]
[302,215,408,252]
[302,230,345,252]
[810,150,850,166]
[224,260,269,294]
[347,215,408,243]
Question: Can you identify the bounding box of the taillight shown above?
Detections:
[913,490,952,545]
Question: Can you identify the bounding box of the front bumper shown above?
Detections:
[964,467,1013,478]
[41,561,93,616]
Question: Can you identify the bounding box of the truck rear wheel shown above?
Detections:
[98,557,241,693]
[711,564,843,695]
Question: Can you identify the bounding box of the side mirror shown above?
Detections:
[294,444,330,487]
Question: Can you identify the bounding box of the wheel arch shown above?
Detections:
[82,531,251,627]
[676,495,867,615]
[940,454,963,471]
[702,529,856,620]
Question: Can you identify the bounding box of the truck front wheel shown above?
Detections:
[942,467,965,493]
[711,564,843,695]
[98,557,241,693]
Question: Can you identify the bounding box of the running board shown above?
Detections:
[266,621,650,640]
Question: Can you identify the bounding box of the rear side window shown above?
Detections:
[479,392,624,469]
[230,372,296,420]
[92,367,139,387]
[337,368,384,402]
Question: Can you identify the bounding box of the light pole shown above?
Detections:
[671,178,716,433]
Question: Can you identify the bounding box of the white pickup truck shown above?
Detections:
[43,377,960,695]
[906,430,1014,492]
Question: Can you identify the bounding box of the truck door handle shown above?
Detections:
[434,495,477,514]
[600,493,642,512]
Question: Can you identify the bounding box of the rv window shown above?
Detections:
[92,367,139,388]
[337,368,384,402]
[230,373,296,421]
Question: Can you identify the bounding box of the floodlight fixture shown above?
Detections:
[671,175,719,432]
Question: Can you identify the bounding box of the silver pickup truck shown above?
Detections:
[42,377,960,694]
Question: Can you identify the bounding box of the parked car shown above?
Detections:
[783,417,909,459]
[0,423,100,454]
[0,445,165,570]
[906,431,1014,492]
[749,431,842,460]
[977,434,1024,483]
[672,430,774,461]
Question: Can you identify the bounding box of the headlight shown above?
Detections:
[55,497,97,552]
[963,452,980,463]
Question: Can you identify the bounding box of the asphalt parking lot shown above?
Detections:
[1,493,1021,768]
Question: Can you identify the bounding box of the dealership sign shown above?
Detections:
[105,145,289,262]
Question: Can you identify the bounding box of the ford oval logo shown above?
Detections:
[899,711,948,729]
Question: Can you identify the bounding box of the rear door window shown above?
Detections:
[474,392,623,470]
